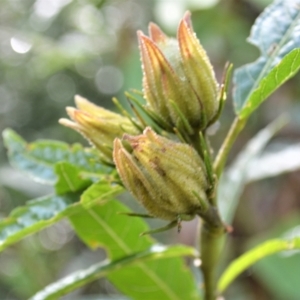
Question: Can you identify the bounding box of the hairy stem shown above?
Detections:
[213,117,247,178]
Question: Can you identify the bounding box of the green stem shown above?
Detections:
[213,116,247,178]
[198,206,226,300]
[190,131,203,158]
[201,221,225,300]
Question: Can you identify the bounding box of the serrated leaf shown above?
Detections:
[239,49,300,118]
[217,237,300,293]
[218,116,288,224]
[2,129,111,185]
[54,162,92,195]
[0,193,81,252]
[234,0,300,114]
[246,142,300,181]
[68,200,200,300]
[29,244,197,300]
[0,181,122,252]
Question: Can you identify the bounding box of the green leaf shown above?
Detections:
[239,49,300,118]
[0,193,81,252]
[246,215,300,299]
[218,115,288,224]
[80,181,124,208]
[54,162,92,194]
[2,129,111,185]
[69,199,200,300]
[246,142,300,182]
[217,237,300,293]
[0,181,121,252]
[233,0,300,114]
[29,245,197,300]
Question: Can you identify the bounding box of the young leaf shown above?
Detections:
[29,245,197,300]
[234,0,300,115]
[54,162,92,195]
[0,193,81,252]
[2,129,111,185]
[218,115,288,224]
[69,200,200,300]
[217,237,300,293]
[80,181,123,208]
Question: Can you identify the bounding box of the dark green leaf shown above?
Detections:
[234,0,300,114]
[0,193,81,252]
[69,200,200,300]
[218,237,300,292]
[30,245,197,300]
[2,129,111,185]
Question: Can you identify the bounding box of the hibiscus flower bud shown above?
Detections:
[113,127,209,221]
[59,95,139,162]
[138,11,219,134]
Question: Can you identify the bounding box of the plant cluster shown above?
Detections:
[1,1,300,299]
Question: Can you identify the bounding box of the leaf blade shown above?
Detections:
[54,162,92,194]
[2,129,111,185]
[218,237,300,293]
[29,245,197,300]
[239,49,300,118]
[233,0,300,114]
[69,199,200,300]
[0,193,81,252]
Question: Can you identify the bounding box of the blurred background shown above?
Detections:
[0,0,300,299]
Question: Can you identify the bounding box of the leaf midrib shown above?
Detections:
[242,5,300,110]
[87,209,182,300]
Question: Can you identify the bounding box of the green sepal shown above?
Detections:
[140,220,178,236]
[125,91,173,131]
[118,212,155,218]
[199,132,214,187]
[169,100,194,135]
[209,63,233,126]
[112,97,144,131]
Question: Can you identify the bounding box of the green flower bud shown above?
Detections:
[113,127,209,221]
[138,11,219,133]
[59,95,139,162]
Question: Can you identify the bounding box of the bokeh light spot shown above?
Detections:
[95,66,124,95]
[47,73,76,103]
[10,37,32,54]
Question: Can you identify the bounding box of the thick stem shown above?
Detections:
[200,220,225,300]
[198,206,226,300]
[213,117,247,178]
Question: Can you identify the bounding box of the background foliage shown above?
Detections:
[1,0,300,299]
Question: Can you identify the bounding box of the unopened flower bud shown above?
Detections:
[59,95,139,161]
[138,11,219,133]
[113,127,209,221]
